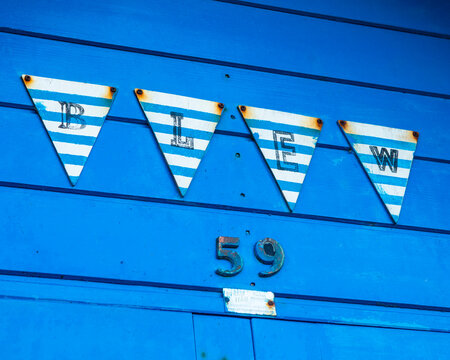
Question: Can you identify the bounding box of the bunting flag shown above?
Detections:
[135,89,223,196]
[338,120,418,223]
[22,74,117,186]
[238,105,323,211]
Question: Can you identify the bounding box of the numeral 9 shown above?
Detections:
[254,238,285,277]
[215,236,285,277]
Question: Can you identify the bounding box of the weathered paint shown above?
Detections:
[223,288,277,316]
[1,0,449,358]
[338,120,419,223]
[135,88,223,196]
[22,74,117,185]
[239,104,322,211]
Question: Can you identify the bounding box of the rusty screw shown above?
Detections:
[24,75,31,82]
[110,87,116,93]
[240,105,246,112]
[317,119,323,126]
[136,89,143,95]
[267,300,275,306]
[339,120,346,126]
[413,131,419,138]
[218,103,224,109]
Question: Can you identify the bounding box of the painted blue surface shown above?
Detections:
[252,318,450,359]
[0,0,449,358]
[0,186,449,307]
[0,107,448,230]
[237,0,450,35]
[193,315,255,359]
[0,33,449,161]
[1,1,449,94]
[0,299,196,359]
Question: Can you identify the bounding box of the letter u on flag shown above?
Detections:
[135,89,223,196]
[22,75,117,186]
[239,105,323,211]
[338,120,419,223]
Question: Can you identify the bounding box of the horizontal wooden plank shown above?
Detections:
[251,318,450,359]
[1,275,449,331]
[236,0,450,36]
[1,0,449,94]
[0,187,448,307]
[1,33,450,161]
[1,106,449,230]
[0,298,196,359]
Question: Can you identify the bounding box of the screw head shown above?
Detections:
[24,75,31,82]
[218,103,224,109]
[110,87,116,93]
[240,105,246,112]
[136,89,143,95]
[317,119,323,125]
[224,296,230,303]
[339,120,346,126]
[267,300,275,306]
[413,131,419,138]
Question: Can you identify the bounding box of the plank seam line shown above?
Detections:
[214,0,450,40]
[0,270,449,313]
[0,180,449,235]
[1,295,448,333]
[1,101,449,164]
[0,27,449,100]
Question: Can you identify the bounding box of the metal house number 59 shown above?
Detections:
[215,236,285,277]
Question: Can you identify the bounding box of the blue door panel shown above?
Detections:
[1,1,449,94]
[252,318,450,360]
[0,186,448,308]
[1,34,449,161]
[0,298,196,360]
[193,315,255,360]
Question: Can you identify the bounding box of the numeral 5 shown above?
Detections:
[215,236,244,277]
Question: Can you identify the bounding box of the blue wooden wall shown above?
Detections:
[0,0,449,358]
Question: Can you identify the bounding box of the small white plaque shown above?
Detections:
[223,288,276,316]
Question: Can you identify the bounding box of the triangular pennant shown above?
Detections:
[238,105,323,211]
[135,89,223,196]
[338,120,419,223]
[22,74,117,186]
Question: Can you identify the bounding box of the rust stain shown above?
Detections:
[316,118,323,129]
[411,131,419,143]
[267,300,275,307]
[302,116,321,130]
[338,120,347,129]
[238,105,249,119]
[22,74,34,87]
[135,88,148,102]
[214,102,224,116]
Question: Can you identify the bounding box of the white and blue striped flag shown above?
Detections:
[22,75,117,186]
[239,105,323,211]
[135,89,223,196]
[338,120,419,223]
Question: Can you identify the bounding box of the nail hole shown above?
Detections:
[250,282,255,287]
[240,193,245,197]
[230,115,235,119]
[246,230,250,235]
[225,74,230,78]
[235,153,240,158]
